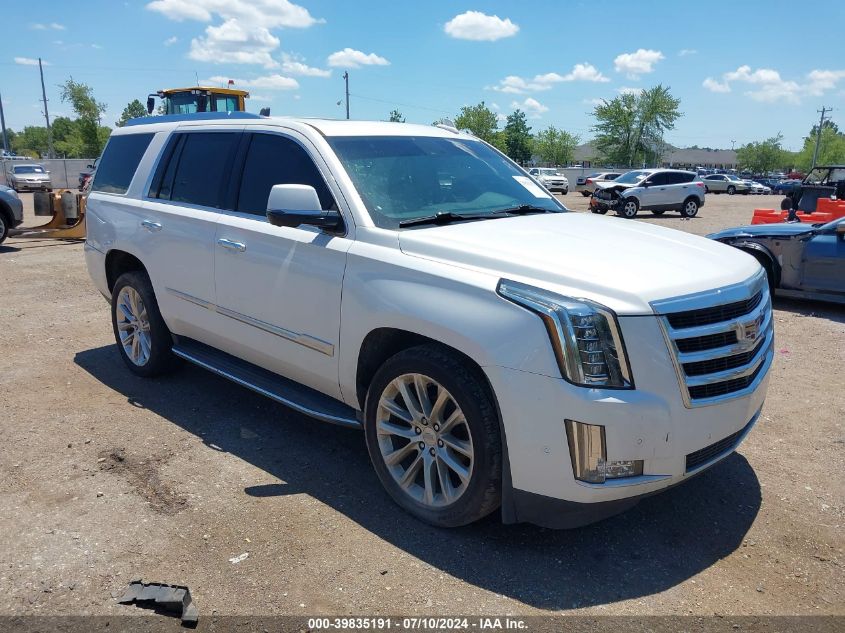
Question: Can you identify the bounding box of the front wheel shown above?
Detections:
[0,213,8,244]
[581,191,591,197]
[727,185,736,195]
[364,345,502,528]
[618,198,639,218]
[111,271,178,377]
[680,198,700,218]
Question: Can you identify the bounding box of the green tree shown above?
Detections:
[117,99,150,127]
[794,125,845,171]
[736,134,789,174]
[454,102,499,144]
[10,126,49,157]
[60,78,108,157]
[592,85,681,167]
[534,126,580,165]
[388,109,405,123]
[503,109,533,164]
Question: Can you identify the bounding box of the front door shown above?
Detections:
[801,220,845,296]
[211,129,352,400]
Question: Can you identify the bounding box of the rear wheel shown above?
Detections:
[618,198,639,219]
[111,271,178,377]
[364,345,502,527]
[0,213,8,244]
[680,197,700,218]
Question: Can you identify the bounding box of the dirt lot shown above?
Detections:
[0,192,842,622]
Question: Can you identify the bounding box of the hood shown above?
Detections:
[708,223,816,240]
[399,213,760,315]
[594,180,634,191]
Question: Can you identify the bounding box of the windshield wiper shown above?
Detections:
[398,211,499,228]
[495,204,554,215]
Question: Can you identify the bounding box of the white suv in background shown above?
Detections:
[591,168,706,218]
[84,114,772,529]
[528,167,569,194]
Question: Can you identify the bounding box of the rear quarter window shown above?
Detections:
[92,133,154,194]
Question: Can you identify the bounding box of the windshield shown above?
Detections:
[328,135,565,229]
[805,167,845,184]
[14,165,45,174]
[613,170,649,184]
[165,92,202,114]
[727,175,743,181]
[539,168,563,176]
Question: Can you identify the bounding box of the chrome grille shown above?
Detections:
[653,271,774,408]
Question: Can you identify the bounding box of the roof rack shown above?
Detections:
[124,112,265,127]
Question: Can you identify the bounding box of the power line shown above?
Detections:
[811,106,832,170]
[348,93,453,115]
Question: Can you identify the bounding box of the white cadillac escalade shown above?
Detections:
[84,113,773,529]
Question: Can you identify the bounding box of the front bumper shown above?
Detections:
[13,180,52,191]
[3,195,24,226]
[486,314,770,527]
[590,195,618,210]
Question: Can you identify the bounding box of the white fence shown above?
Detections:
[1,158,95,190]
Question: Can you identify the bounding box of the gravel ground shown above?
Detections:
[0,192,842,621]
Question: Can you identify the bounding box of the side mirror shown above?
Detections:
[197,95,208,113]
[146,97,155,114]
[266,184,343,232]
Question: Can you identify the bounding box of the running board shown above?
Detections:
[171,338,361,429]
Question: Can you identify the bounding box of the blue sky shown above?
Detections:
[3,0,844,151]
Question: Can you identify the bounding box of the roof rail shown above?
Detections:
[124,112,265,126]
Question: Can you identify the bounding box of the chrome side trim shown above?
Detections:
[166,287,213,310]
[172,347,360,429]
[216,305,335,357]
[166,288,334,356]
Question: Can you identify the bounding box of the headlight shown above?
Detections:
[497,279,633,388]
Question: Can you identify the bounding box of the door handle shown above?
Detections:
[217,238,246,252]
[140,220,162,232]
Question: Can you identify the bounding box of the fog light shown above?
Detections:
[565,420,644,484]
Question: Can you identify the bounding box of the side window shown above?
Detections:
[236,133,336,215]
[646,172,669,186]
[169,132,240,208]
[92,133,154,194]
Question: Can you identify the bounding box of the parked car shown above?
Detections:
[0,183,24,243]
[7,163,52,192]
[590,168,705,218]
[85,114,772,529]
[709,217,845,304]
[527,167,568,194]
[756,178,781,191]
[575,171,622,196]
[773,179,802,195]
[747,181,771,195]
[701,173,750,195]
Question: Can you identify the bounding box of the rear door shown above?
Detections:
[666,171,696,206]
[210,128,353,399]
[142,128,242,341]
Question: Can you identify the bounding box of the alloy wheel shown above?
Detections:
[115,286,152,366]
[375,373,474,508]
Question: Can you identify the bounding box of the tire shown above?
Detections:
[0,212,8,245]
[561,189,568,195]
[591,208,608,214]
[651,209,666,216]
[111,271,178,377]
[364,345,502,528]
[704,185,709,193]
[680,197,700,218]
[581,191,591,197]
[618,198,639,219]
[727,185,736,195]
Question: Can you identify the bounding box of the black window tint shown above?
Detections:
[237,133,335,215]
[665,172,693,184]
[647,172,670,186]
[170,132,239,207]
[92,133,154,194]
[680,172,696,183]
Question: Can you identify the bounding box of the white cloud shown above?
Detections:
[614,49,664,78]
[805,69,845,96]
[14,57,48,66]
[164,36,178,46]
[91,44,103,49]
[724,65,781,84]
[443,11,519,41]
[31,22,65,30]
[489,63,608,94]
[327,48,389,68]
[583,97,605,106]
[148,0,324,68]
[190,19,281,67]
[250,94,273,102]
[280,52,331,77]
[146,0,322,28]
[702,77,730,93]
[678,49,697,57]
[205,74,299,90]
[617,86,643,95]
[511,97,548,118]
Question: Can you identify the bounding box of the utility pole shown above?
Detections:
[811,106,832,170]
[0,92,9,153]
[38,57,54,159]
[730,139,736,150]
[343,71,349,120]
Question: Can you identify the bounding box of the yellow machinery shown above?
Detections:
[147,86,251,115]
[9,190,87,240]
